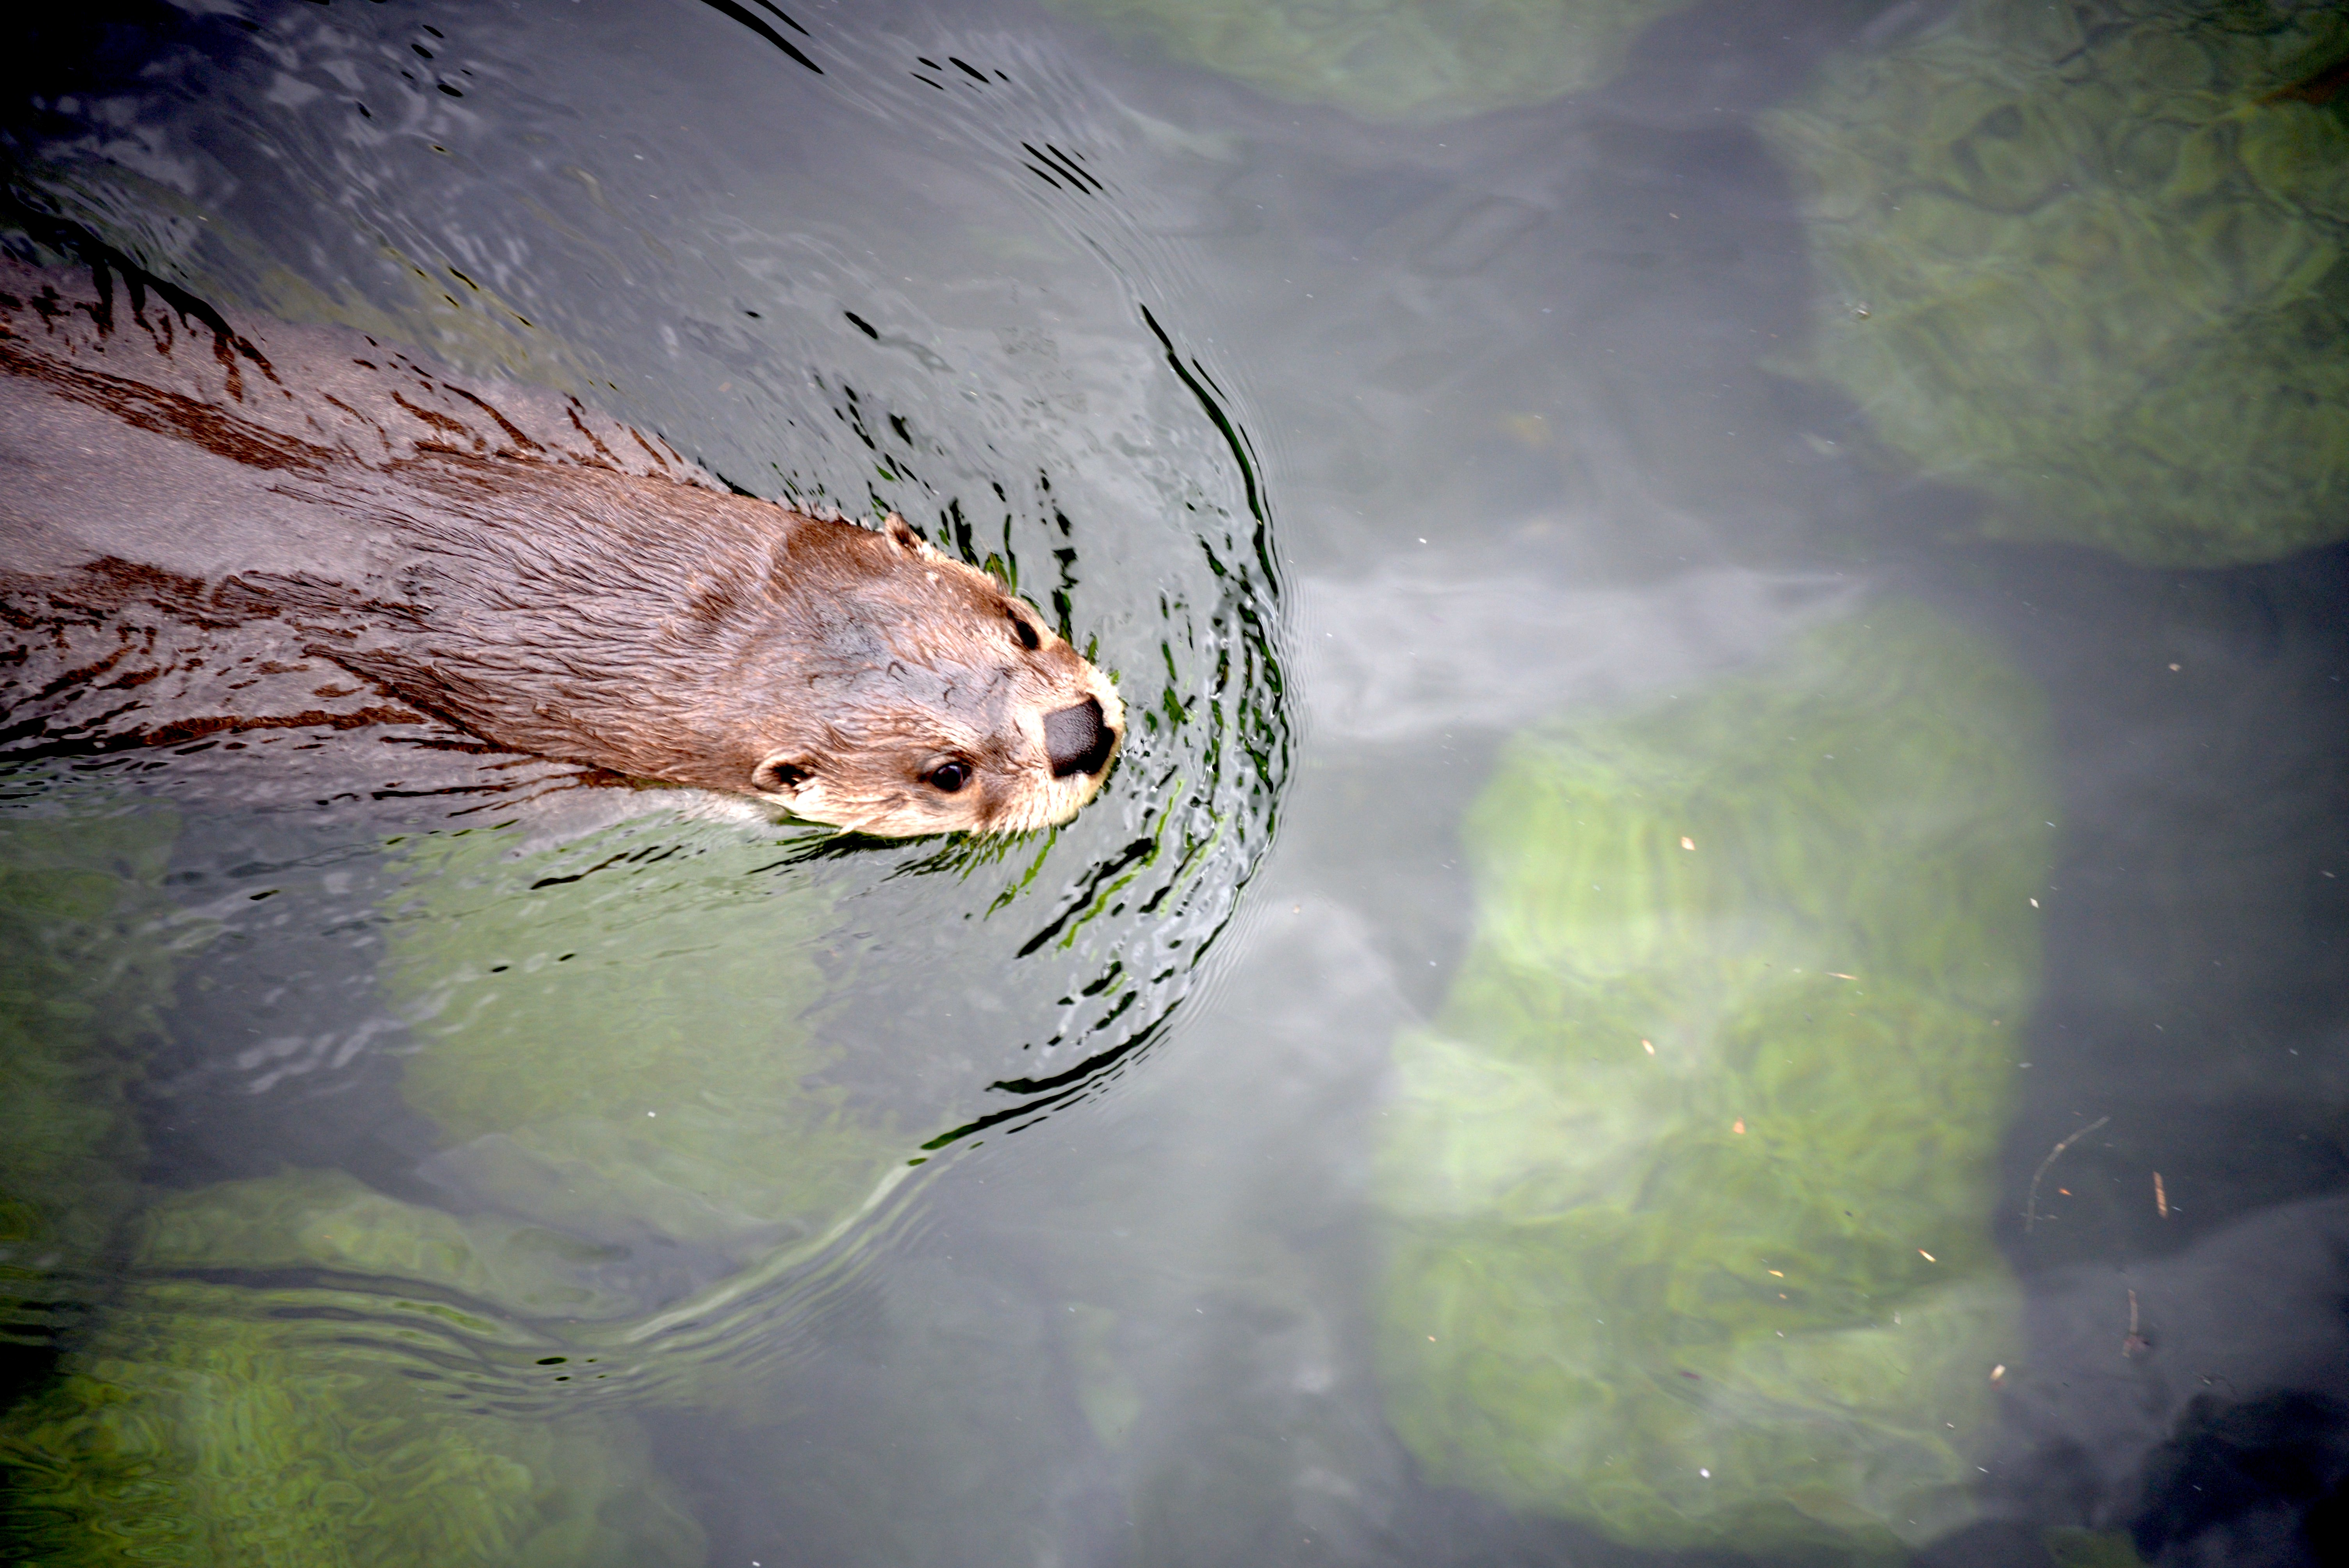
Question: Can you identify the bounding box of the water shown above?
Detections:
[4,1,2347,1564]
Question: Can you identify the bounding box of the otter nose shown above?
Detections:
[1043,696,1113,778]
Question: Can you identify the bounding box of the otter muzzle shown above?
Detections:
[1044,697,1114,777]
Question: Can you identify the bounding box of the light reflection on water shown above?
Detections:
[5,1,2348,1564]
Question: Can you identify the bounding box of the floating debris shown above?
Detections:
[2025,1115,2110,1233]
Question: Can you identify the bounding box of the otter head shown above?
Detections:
[743,513,1125,837]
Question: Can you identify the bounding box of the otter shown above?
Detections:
[0,254,1122,837]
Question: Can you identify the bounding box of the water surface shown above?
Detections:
[5,2,2347,1564]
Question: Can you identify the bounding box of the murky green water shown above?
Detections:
[4,2,2347,1564]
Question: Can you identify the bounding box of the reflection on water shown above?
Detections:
[6,0,2349,1563]
[1299,563,1854,742]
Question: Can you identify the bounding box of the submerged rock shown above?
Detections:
[0,812,916,1563]
[384,818,910,1276]
[1763,0,2349,566]
[1374,607,2053,1557]
[0,1260,702,1568]
[1047,0,1696,124]
[0,802,185,1367]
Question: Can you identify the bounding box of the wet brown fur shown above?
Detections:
[0,256,1122,836]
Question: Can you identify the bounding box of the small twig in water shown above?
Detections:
[2123,1289,2151,1358]
[2154,1171,2168,1219]
[2025,1116,2109,1232]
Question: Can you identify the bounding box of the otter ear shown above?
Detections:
[882,512,928,557]
[752,754,815,797]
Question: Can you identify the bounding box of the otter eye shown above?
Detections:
[753,758,813,793]
[925,761,971,793]
[1008,611,1041,652]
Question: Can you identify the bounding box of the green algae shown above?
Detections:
[4,1171,702,1566]
[0,1271,700,1568]
[1047,0,1697,125]
[1762,0,2349,567]
[1375,607,2054,1558]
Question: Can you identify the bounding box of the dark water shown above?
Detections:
[4,2,2347,1564]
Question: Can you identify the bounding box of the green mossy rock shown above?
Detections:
[134,1169,643,1321]
[4,1172,700,1564]
[4,809,918,1563]
[1763,0,2349,567]
[1375,608,2053,1558]
[0,1267,700,1568]
[0,803,186,1363]
[1048,0,1696,124]
[383,816,905,1271]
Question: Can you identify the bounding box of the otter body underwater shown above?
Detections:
[0,256,1121,837]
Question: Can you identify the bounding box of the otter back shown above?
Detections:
[0,257,1123,836]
